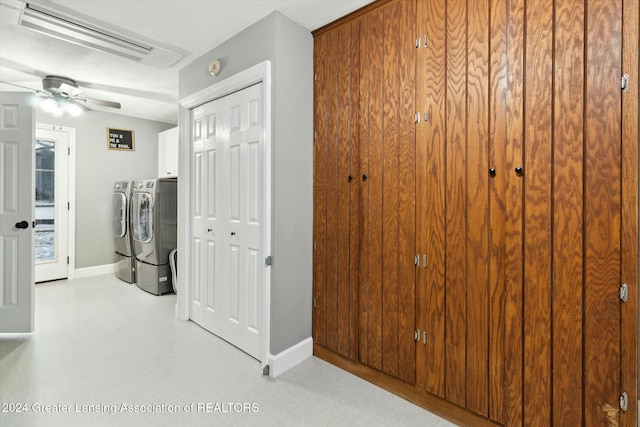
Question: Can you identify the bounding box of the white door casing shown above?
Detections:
[191,83,264,360]
[34,125,70,283]
[0,92,35,333]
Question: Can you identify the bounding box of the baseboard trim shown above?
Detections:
[74,263,116,279]
[267,337,313,377]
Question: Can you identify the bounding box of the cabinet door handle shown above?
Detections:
[348,175,353,182]
[515,166,524,176]
[362,174,368,181]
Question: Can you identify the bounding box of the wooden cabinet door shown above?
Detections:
[313,19,360,361]
[415,0,628,425]
[358,0,416,384]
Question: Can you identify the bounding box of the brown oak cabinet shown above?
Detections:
[312,0,638,426]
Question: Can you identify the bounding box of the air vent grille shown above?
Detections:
[19,3,183,69]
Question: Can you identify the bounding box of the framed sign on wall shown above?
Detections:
[107,128,134,151]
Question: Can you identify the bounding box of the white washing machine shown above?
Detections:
[112,181,136,283]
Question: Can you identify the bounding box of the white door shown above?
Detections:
[0,92,35,332]
[34,126,69,282]
[190,83,264,360]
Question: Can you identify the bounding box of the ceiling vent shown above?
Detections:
[18,2,185,69]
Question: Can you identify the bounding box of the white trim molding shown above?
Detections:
[75,263,115,279]
[267,338,313,377]
[177,60,273,372]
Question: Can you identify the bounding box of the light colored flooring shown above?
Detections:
[0,274,455,427]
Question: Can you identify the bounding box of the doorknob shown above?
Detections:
[231,232,236,236]
[15,220,29,229]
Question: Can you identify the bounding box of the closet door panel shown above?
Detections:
[313,24,360,359]
[522,0,554,424]
[465,0,490,416]
[416,0,447,398]
[488,0,508,420]
[360,7,385,371]
[381,0,400,379]
[552,0,585,424]
[444,0,468,407]
[359,0,415,382]
[396,0,416,386]
[502,0,525,424]
[324,28,340,353]
[584,0,622,424]
[335,21,359,359]
[347,21,361,363]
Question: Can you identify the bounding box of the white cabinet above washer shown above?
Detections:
[158,127,178,178]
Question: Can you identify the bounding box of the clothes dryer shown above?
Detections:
[112,181,136,283]
[131,178,177,295]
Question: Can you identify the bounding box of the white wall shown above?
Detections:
[36,109,174,269]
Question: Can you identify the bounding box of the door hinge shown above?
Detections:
[68,202,70,210]
[620,283,628,302]
[621,74,629,92]
[265,256,272,266]
[620,392,628,412]
[67,256,69,265]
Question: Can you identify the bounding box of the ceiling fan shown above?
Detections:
[0,75,121,116]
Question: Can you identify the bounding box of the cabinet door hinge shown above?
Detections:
[621,73,629,92]
[265,256,272,266]
[620,392,628,412]
[620,283,628,302]
[67,256,70,265]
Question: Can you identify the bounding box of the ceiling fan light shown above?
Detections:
[40,98,57,112]
[50,106,64,118]
[65,103,83,117]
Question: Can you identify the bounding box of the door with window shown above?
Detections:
[34,126,69,283]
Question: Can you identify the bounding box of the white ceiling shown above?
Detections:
[0,0,373,124]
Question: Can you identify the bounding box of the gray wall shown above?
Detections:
[179,11,313,355]
[36,109,174,269]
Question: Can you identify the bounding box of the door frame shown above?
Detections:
[177,61,272,370]
[34,124,76,282]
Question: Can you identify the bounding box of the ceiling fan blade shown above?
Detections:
[81,97,121,109]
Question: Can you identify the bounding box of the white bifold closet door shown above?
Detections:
[190,83,264,360]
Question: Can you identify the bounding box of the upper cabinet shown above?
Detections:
[158,127,178,177]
